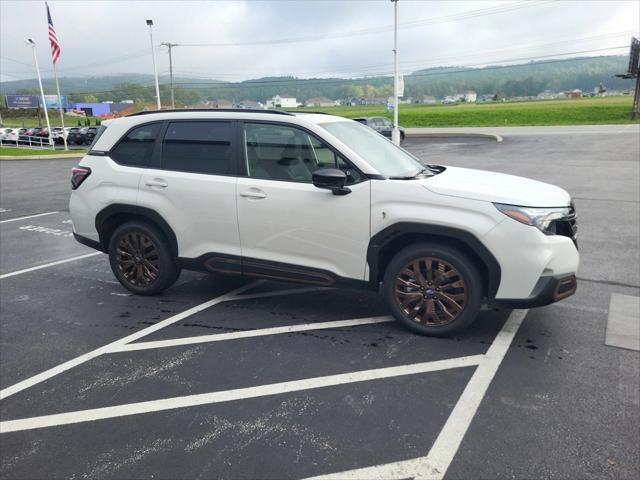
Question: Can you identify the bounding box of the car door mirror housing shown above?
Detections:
[312,168,351,195]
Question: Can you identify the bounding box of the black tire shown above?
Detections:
[400,131,405,141]
[108,221,180,295]
[382,242,482,336]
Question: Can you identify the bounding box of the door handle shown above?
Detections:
[240,188,267,199]
[145,178,168,188]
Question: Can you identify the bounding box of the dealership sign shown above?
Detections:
[5,94,68,109]
[5,95,39,109]
[43,94,68,109]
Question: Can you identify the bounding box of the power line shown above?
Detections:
[174,0,552,47]
[160,29,636,81]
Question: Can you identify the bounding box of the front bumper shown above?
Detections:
[490,274,577,308]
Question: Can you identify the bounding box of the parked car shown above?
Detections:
[51,127,65,144]
[0,128,20,144]
[352,116,405,141]
[83,126,99,145]
[18,128,40,146]
[34,127,49,138]
[70,110,579,336]
[67,127,83,145]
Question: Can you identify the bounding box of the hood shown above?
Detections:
[422,166,571,207]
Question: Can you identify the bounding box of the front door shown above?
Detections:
[236,122,370,284]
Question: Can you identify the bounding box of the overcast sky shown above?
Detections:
[1,0,638,83]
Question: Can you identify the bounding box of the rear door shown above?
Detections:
[137,120,241,262]
[236,122,370,283]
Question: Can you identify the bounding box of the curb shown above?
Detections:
[405,131,503,143]
[0,153,85,160]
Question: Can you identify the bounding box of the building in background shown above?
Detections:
[266,95,298,108]
[305,97,339,107]
[66,102,110,116]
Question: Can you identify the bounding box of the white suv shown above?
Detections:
[70,110,579,335]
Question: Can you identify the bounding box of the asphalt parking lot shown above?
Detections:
[1,125,638,479]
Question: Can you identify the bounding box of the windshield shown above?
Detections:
[321,120,425,178]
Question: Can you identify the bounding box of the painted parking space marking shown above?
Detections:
[306,309,528,480]
[0,261,527,479]
[112,315,394,353]
[0,355,483,434]
[0,211,58,224]
[0,252,102,280]
[605,293,640,351]
[0,281,259,400]
[18,224,73,237]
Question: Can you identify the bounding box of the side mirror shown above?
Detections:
[312,168,351,195]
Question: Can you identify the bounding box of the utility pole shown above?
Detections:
[615,36,639,120]
[632,73,639,120]
[146,19,162,110]
[25,38,52,147]
[391,0,400,146]
[161,42,178,109]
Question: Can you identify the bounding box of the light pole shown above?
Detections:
[146,19,162,110]
[161,42,178,109]
[391,0,400,146]
[25,38,52,147]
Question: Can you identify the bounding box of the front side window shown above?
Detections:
[111,123,160,167]
[243,123,362,184]
[161,121,232,175]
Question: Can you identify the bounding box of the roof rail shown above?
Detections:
[126,108,294,117]
[287,111,331,115]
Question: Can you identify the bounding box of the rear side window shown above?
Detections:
[111,123,160,167]
[88,125,107,149]
[161,121,233,175]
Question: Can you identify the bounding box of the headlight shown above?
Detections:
[494,203,574,235]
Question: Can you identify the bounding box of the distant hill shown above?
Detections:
[0,55,634,105]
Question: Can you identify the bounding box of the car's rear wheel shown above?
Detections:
[108,221,180,295]
[382,243,482,336]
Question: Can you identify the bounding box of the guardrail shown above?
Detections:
[0,136,55,150]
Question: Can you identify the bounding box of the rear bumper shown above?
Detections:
[490,274,577,309]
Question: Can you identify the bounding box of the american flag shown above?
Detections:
[46,2,61,64]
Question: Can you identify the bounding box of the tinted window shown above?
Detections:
[111,123,160,167]
[89,125,107,149]
[161,122,232,175]
[244,123,362,184]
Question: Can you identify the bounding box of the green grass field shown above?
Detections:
[0,146,87,157]
[0,116,99,128]
[293,96,638,127]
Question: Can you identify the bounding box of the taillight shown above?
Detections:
[71,166,91,189]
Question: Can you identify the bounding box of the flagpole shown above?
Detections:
[25,38,52,148]
[52,63,68,150]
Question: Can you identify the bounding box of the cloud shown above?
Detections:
[1,0,638,83]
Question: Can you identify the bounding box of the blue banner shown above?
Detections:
[5,95,39,109]
[43,94,68,109]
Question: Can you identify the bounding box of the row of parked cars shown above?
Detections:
[0,126,100,146]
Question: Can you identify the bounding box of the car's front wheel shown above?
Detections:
[108,221,180,295]
[382,243,482,336]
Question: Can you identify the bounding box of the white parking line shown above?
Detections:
[0,211,59,224]
[305,309,528,480]
[111,316,394,352]
[0,252,102,280]
[0,281,260,400]
[0,355,483,433]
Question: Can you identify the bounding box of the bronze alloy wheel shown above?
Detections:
[116,232,161,287]
[394,257,468,326]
